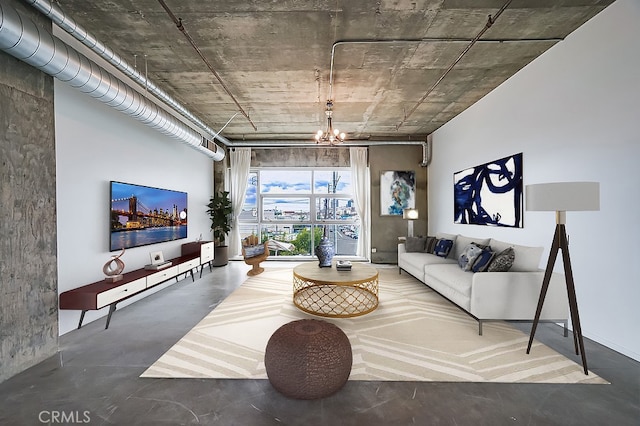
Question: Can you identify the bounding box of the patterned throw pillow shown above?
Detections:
[458,243,484,271]
[244,245,265,258]
[471,247,495,272]
[405,236,426,252]
[433,239,454,258]
[487,247,515,272]
[424,236,438,253]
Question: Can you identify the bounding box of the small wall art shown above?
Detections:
[453,153,523,227]
[380,170,415,216]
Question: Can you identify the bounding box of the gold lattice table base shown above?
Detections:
[293,262,379,318]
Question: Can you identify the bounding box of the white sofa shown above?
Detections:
[398,233,569,335]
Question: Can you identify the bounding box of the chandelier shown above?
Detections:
[315,100,346,145]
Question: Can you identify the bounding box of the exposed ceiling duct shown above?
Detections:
[0,0,225,161]
[23,0,232,148]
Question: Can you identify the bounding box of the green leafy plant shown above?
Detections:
[206,191,233,245]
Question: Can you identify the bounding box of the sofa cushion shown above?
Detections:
[471,247,495,272]
[489,239,543,272]
[458,243,484,271]
[399,252,456,278]
[405,236,426,252]
[433,239,454,258]
[487,247,515,272]
[453,235,491,260]
[425,264,474,299]
[435,232,457,241]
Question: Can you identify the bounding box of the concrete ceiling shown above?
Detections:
[50,0,613,145]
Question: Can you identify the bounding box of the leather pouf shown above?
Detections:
[264,319,352,399]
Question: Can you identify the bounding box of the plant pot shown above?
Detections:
[212,245,229,266]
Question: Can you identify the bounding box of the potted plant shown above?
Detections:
[206,191,233,266]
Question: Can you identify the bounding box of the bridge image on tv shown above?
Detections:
[110,181,188,251]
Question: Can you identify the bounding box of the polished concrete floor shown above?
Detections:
[1,261,638,425]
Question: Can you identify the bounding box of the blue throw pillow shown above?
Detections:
[471,247,495,272]
[433,239,454,258]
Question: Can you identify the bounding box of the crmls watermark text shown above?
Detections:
[39,410,91,424]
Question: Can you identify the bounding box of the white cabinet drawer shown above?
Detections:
[96,278,146,309]
[178,258,200,274]
[200,242,214,263]
[146,265,179,287]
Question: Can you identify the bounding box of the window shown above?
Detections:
[237,168,360,257]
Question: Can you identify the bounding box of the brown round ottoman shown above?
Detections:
[264,319,352,399]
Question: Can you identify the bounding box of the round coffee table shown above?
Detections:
[293,262,379,318]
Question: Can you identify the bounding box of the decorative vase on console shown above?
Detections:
[315,228,335,268]
[103,248,125,282]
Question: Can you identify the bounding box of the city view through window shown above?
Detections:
[237,169,360,257]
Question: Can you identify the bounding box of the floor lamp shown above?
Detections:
[525,182,600,375]
[403,208,419,237]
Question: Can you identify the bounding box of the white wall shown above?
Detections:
[429,0,640,361]
[55,81,215,335]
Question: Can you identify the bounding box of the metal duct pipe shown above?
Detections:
[24,0,232,147]
[0,1,224,161]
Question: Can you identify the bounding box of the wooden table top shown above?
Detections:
[293,262,378,284]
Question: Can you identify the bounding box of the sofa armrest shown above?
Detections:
[469,271,569,320]
[398,243,406,255]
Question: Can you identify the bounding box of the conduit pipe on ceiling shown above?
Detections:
[23,0,232,148]
[156,0,257,132]
[395,0,515,129]
[327,36,563,102]
[0,1,224,160]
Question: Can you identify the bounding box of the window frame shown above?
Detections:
[237,167,359,258]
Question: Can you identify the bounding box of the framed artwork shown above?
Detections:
[453,153,523,227]
[380,171,415,216]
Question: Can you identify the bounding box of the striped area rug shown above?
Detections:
[141,266,606,383]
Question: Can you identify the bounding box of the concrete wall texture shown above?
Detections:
[0,0,58,383]
[369,145,427,263]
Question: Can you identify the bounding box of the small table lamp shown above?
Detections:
[403,208,419,237]
[525,182,599,375]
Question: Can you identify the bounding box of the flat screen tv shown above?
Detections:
[110,181,188,251]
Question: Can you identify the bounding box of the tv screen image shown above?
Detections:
[110,181,188,251]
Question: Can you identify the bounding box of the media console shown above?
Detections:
[60,241,214,329]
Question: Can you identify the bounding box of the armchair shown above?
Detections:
[242,235,269,276]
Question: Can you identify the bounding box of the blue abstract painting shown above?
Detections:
[454,153,523,227]
[381,171,415,216]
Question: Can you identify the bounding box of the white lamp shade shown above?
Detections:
[526,182,600,211]
[403,208,419,219]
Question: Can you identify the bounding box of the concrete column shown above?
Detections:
[0,0,58,383]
